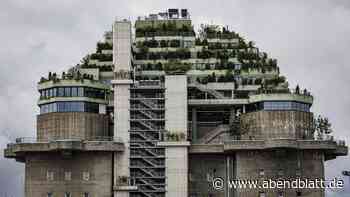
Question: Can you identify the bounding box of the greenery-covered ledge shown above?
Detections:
[158,130,190,147]
[163,60,191,75]
[135,22,195,37]
[38,71,110,90]
[164,131,187,141]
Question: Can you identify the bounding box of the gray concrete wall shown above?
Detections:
[113,20,132,71]
[112,20,133,197]
[165,145,189,197]
[165,75,188,134]
[25,152,113,197]
[189,154,227,197]
[240,111,314,140]
[113,84,131,197]
[235,150,324,197]
[37,112,110,141]
[164,75,189,197]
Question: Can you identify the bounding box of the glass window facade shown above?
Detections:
[247,101,310,112]
[40,102,100,114]
[263,101,310,112]
[71,87,78,97]
[40,86,106,100]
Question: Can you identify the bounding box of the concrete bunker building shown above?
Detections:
[4,8,348,197]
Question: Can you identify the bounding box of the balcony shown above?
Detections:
[4,137,125,162]
[249,91,313,105]
[113,176,138,191]
[189,138,348,160]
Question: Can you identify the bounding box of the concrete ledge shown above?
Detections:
[189,140,348,158]
[113,185,138,191]
[38,79,110,90]
[189,144,225,154]
[4,140,125,160]
[38,97,108,105]
[111,79,133,85]
[224,139,346,151]
[157,141,190,147]
[249,93,313,104]
[188,99,249,106]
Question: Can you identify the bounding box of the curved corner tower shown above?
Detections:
[5,75,123,197]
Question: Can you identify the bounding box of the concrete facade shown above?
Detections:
[240,111,314,140]
[165,75,188,134]
[189,154,227,197]
[37,112,110,141]
[24,152,113,197]
[163,76,189,197]
[235,150,324,197]
[159,142,190,197]
[112,20,136,197]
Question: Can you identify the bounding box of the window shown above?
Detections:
[259,192,266,197]
[47,192,53,197]
[46,171,54,181]
[64,192,71,197]
[56,102,63,112]
[296,191,302,196]
[83,171,90,181]
[58,87,65,97]
[65,87,71,97]
[52,88,57,97]
[278,191,284,197]
[83,192,90,197]
[296,169,301,176]
[40,102,102,114]
[84,87,92,98]
[40,86,107,100]
[278,169,284,176]
[78,87,84,97]
[71,87,78,97]
[48,88,53,98]
[259,169,265,176]
[85,102,99,113]
[262,101,310,112]
[64,171,71,181]
[71,102,84,112]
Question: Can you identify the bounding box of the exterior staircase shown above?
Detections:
[198,124,230,144]
[190,82,226,99]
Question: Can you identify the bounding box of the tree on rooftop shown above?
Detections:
[248,41,255,48]
[314,115,333,139]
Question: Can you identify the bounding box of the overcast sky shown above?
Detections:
[1,0,350,196]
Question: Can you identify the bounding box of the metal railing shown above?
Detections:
[13,136,122,144]
[190,81,226,99]
[251,88,313,98]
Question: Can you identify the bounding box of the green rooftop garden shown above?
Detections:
[96,42,112,53]
[39,71,95,84]
[135,21,195,37]
[89,53,113,61]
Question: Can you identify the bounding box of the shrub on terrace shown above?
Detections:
[169,40,181,48]
[96,42,112,53]
[135,22,195,37]
[163,60,191,74]
[160,40,168,48]
[90,53,113,61]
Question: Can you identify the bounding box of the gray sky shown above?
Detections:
[1,0,350,196]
